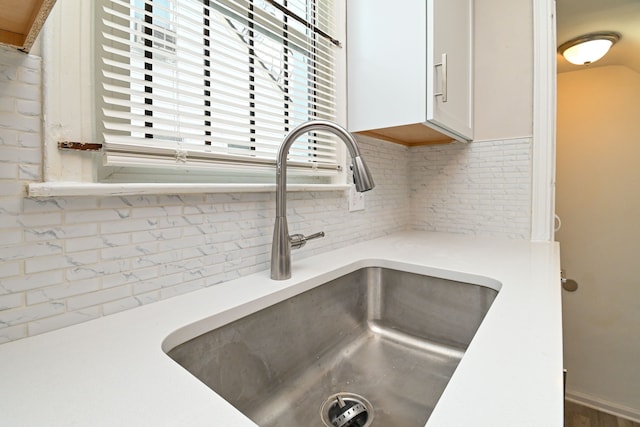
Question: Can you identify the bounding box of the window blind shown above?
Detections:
[100,0,340,173]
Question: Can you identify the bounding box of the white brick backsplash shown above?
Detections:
[108,292,161,314]
[24,251,100,274]
[130,205,183,218]
[0,81,40,103]
[64,233,129,253]
[0,97,13,112]
[16,99,41,117]
[0,180,25,196]
[410,138,532,238]
[0,46,40,69]
[7,145,41,164]
[17,211,63,227]
[0,293,22,310]
[18,164,40,180]
[25,223,100,243]
[0,131,16,147]
[100,242,157,261]
[0,271,64,294]
[65,259,131,281]
[132,278,165,296]
[159,279,210,299]
[26,279,102,305]
[0,64,18,81]
[131,228,182,244]
[0,228,21,245]
[17,66,40,85]
[15,132,39,149]
[0,163,17,179]
[0,45,534,345]
[0,241,63,262]
[136,271,185,293]
[102,266,159,290]
[66,208,131,224]
[66,286,131,311]
[22,197,67,212]
[0,324,26,344]
[102,296,149,316]
[0,301,65,327]
[99,195,157,209]
[0,261,20,279]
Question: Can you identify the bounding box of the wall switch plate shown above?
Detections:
[348,184,365,212]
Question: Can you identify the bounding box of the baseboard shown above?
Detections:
[566,390,640,423]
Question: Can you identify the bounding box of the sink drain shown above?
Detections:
[320,392,374,427]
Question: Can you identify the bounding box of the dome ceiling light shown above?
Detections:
[558,31,621,66]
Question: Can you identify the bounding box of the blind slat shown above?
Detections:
[102,0,338,87]
[103,140,340,169]
[101,10,338,73]
[104,85,335,123]
[102,62,337,114]
[103,107,337,144]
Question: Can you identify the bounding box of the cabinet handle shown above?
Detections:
[434,53,448,103]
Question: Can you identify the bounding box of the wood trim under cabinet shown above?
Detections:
[0,0,57,52]
[355,123,454,146]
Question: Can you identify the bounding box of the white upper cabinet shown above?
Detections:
[347,0,473,145]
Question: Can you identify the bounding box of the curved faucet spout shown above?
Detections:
[271,120,375,280]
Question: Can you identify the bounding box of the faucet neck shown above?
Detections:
[275,157,287,219]
[275,120,363,219]
[271,120,374,280]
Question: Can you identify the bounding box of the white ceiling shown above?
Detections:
[556,0,640,73]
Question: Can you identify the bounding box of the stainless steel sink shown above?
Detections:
[166,267,497,427]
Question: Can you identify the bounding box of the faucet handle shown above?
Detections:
[290,231,325,250]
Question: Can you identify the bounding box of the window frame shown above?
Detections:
[39,0,348,191]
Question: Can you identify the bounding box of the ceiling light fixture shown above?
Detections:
[558,31,621,66]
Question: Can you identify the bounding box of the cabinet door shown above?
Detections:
[347,0,427,133]
[427,0,473,141]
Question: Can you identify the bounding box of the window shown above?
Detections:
[99,0,342,182]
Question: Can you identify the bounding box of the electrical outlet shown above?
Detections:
[348,184,365,212]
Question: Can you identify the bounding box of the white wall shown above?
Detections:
[474,0,533,140]
[0,0,536,345]
[557,65,640,419]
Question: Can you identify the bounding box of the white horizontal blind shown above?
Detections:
[100,0,340,172]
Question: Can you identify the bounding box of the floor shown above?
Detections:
[565,400,640,427]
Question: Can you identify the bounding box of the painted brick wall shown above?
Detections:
[410,139,532,238]
[0,45,532,344]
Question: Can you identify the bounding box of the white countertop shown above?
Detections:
[0,232,563,427]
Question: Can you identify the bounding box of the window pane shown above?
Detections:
[102,0,339,168]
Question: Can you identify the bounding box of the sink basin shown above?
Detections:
[166,267,498,426]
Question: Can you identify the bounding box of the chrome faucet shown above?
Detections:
[270,120,375,280]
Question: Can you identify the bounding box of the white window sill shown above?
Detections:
[27,182,351,198]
